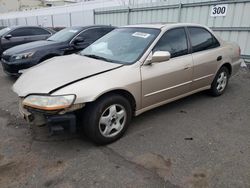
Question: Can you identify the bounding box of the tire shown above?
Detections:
[210,66,229,96]
[82,94,132,145]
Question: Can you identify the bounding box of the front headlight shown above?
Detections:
[22,94,76,111]
[13,52,35,60]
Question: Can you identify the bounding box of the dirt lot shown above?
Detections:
[0,65,249,188]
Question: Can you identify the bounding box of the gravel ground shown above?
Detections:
[0,65,249,188]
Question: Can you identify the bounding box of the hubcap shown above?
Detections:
[99,104,127,138]
[216,71,227,92]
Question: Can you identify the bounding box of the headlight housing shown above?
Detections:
[12,52,35,60]
[22,94,76,111]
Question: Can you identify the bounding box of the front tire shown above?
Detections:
[210,66,229,96]
[82,94,132,145]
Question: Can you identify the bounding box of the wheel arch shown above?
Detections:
[221,62,232,76]
[92,89,137,114]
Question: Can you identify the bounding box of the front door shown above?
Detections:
[141,27,193,108]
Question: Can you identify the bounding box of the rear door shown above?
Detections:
[141,27,193,108]
[187,27,222,90]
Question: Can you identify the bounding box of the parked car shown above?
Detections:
[0,26,54,55]
[1,25,115,76]
[13,23,241,144]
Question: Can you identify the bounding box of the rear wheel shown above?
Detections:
[82,94,132,145]
[210,66,229,96]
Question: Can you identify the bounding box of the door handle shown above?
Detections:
[217,56,222,61]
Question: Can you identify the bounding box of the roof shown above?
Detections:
[123,23,205,29]
[67,25,116,30]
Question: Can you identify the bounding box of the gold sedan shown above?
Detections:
[13,23,241,144]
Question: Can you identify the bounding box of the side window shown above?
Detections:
[94,28,113,38]
[78,28,112,42]
[188,27,220,53]
[10,28,32,37]
[30,28,50,35]
[153,28,188,58]
[77,29,93,42]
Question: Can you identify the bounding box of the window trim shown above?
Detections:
[152,26,190,59]
[186,26,221,54]
[7,27,51,37]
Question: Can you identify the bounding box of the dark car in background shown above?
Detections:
[0,26,55,55]
[1,25,115,76]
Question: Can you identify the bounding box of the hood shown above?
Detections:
[4,40,60,55]
[13,54,122,97]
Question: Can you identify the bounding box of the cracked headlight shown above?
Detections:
[22,94,76,111]
[13,52,35,60]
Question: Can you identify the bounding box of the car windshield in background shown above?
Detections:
[47,27,80,42]
[80,27,160,64]
[0,27,11,36]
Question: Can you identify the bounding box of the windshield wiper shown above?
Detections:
[84,54,112,62]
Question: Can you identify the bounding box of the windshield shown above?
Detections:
[80,27,160,64]
[47,27,81,42]
[0,27,11,36]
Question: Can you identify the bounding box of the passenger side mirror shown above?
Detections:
[145,51,171,65]
[4,34,12,39]
[74,37,85,45]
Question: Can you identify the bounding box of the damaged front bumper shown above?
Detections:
[19,99,85,134]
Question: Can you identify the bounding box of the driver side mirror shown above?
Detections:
[145,51,171,65]
[4,34,12,39]
[74,37,85,45]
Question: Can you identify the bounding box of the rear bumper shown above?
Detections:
[231,58,243,76]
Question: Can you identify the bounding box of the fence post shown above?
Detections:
[69,12,72,27]
[178,3,182,22]
[36,16,39,26]
[127,7,130,25]
[93,9,95,24]
[51,15,54,27]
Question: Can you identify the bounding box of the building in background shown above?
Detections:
[0,0,165,13]
[0,0,44,12]
[0,0,95,12]
[43,0,79,7]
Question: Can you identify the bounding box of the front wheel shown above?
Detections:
[210,66,229,96]
[82,94,132,145]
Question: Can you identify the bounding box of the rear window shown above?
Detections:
[188,27,220,53]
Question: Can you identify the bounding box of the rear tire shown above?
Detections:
[210,66,229,96]
[82,94,132,145]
